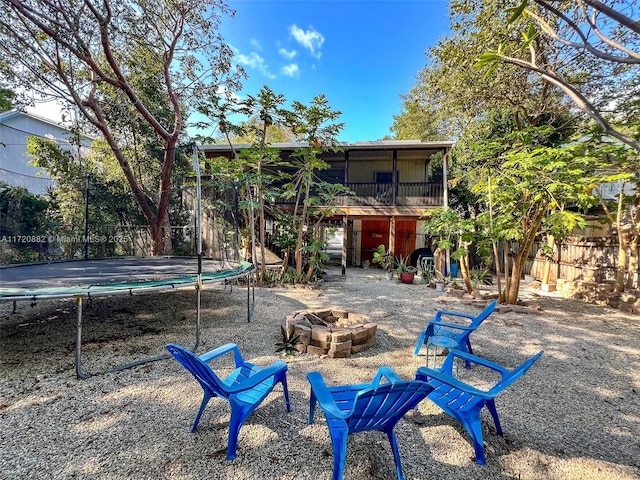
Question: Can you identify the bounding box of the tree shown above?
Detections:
[422,209,476,292]
[394,0,622,302]
[0,0,242,254]
[196,89,350,284]
[281,95,346,281]
[472,126,594,304]
[478,0,640,152]
[244,88,288,281]
[392,0,570,142]
[195,85,294,282]
[0,59,14,111]
[392,0,583,222]
[578,137,640,292]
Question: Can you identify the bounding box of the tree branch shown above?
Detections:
[528,1,640,63]
[497,53,640,152]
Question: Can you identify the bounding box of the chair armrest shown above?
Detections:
[199,343,244,367]
[371,366,403,387]
[444,350,510,376]
[307,371,351,420]
[434,310,475,322]
[225,361,288,394]
[429,320,476,332]
[416,367,495,400]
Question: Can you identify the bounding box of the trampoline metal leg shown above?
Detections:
[193,283,201,351]
[75,296,90,379]
[247,272,255,322]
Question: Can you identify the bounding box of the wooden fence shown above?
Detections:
[523,236,639,288]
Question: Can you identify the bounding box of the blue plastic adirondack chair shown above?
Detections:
[307,367,434,480]
[414,300,498,367]
[165,343,292,460]
[415,350,543,465]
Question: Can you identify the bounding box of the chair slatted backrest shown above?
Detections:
[433,325,462,339]
[428,383,478,413]
[348,381,432,433]
[165,343,230,399]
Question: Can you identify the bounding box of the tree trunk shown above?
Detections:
[505,260,523,304]
[615,237,627,293]
[541,235,555,284]
[149,224,163,256]
[258,174,267,282]
[295,175,311,279]
[504,206,546,304]
[163,215,173,255]
[280,247,290,279]
[492,241,504,303]
[502,239,511,303]
[628,234,639,290]
[303,225,318,285]
[458,252,474,292]
[257,120,269,283]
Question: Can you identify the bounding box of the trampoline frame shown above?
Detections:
[1,145,259,378]
[0,258,256,378]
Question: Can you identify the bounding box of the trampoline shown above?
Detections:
[0,257,256,378]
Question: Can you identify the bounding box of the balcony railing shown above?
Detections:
[274,182,444,207]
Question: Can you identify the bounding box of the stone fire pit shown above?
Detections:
[284,308,377,358]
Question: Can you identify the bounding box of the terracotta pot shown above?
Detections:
[399,272,415,284]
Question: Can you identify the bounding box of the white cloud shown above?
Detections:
[250,38,261,50]
[235,51,276,79]
[279,48,297,60]
[282,63,300,77]
[290,25,324,59]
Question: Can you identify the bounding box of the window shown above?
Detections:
[375,171,394,183]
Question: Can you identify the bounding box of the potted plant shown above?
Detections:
[433,269,447,292]
[372,244,394,280]
[393,255,417,284]
[417,255,435,284]
[470,266,493,288]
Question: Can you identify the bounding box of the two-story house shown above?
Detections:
[0,109,93,195]
[202,140,454,271]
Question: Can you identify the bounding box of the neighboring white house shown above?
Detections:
[0,110,93,195]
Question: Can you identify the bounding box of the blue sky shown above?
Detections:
[218,0,451,141]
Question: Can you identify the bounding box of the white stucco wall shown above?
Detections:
[0,110,91,195]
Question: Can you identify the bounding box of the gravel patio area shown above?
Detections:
[1,267,639,479]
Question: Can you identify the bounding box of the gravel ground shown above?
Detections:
[1,267,639,480]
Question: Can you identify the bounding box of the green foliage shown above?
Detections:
[198,87,351,285]
[1,0,242,253]
[394,0,639,300]
[417,256,436,284]
[372,244,394,270]
[422,208,477,286]
[393,0,561,142]
[275,326,301,356]
[0,87,14,112]
[469,266,493,287]
[0,182,50,263]
[477,0,640,152]
[393,255,417,274]
[27,134,193,258]
[302,236,330,281]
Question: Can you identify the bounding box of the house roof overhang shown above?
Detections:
[200,140,454,159]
